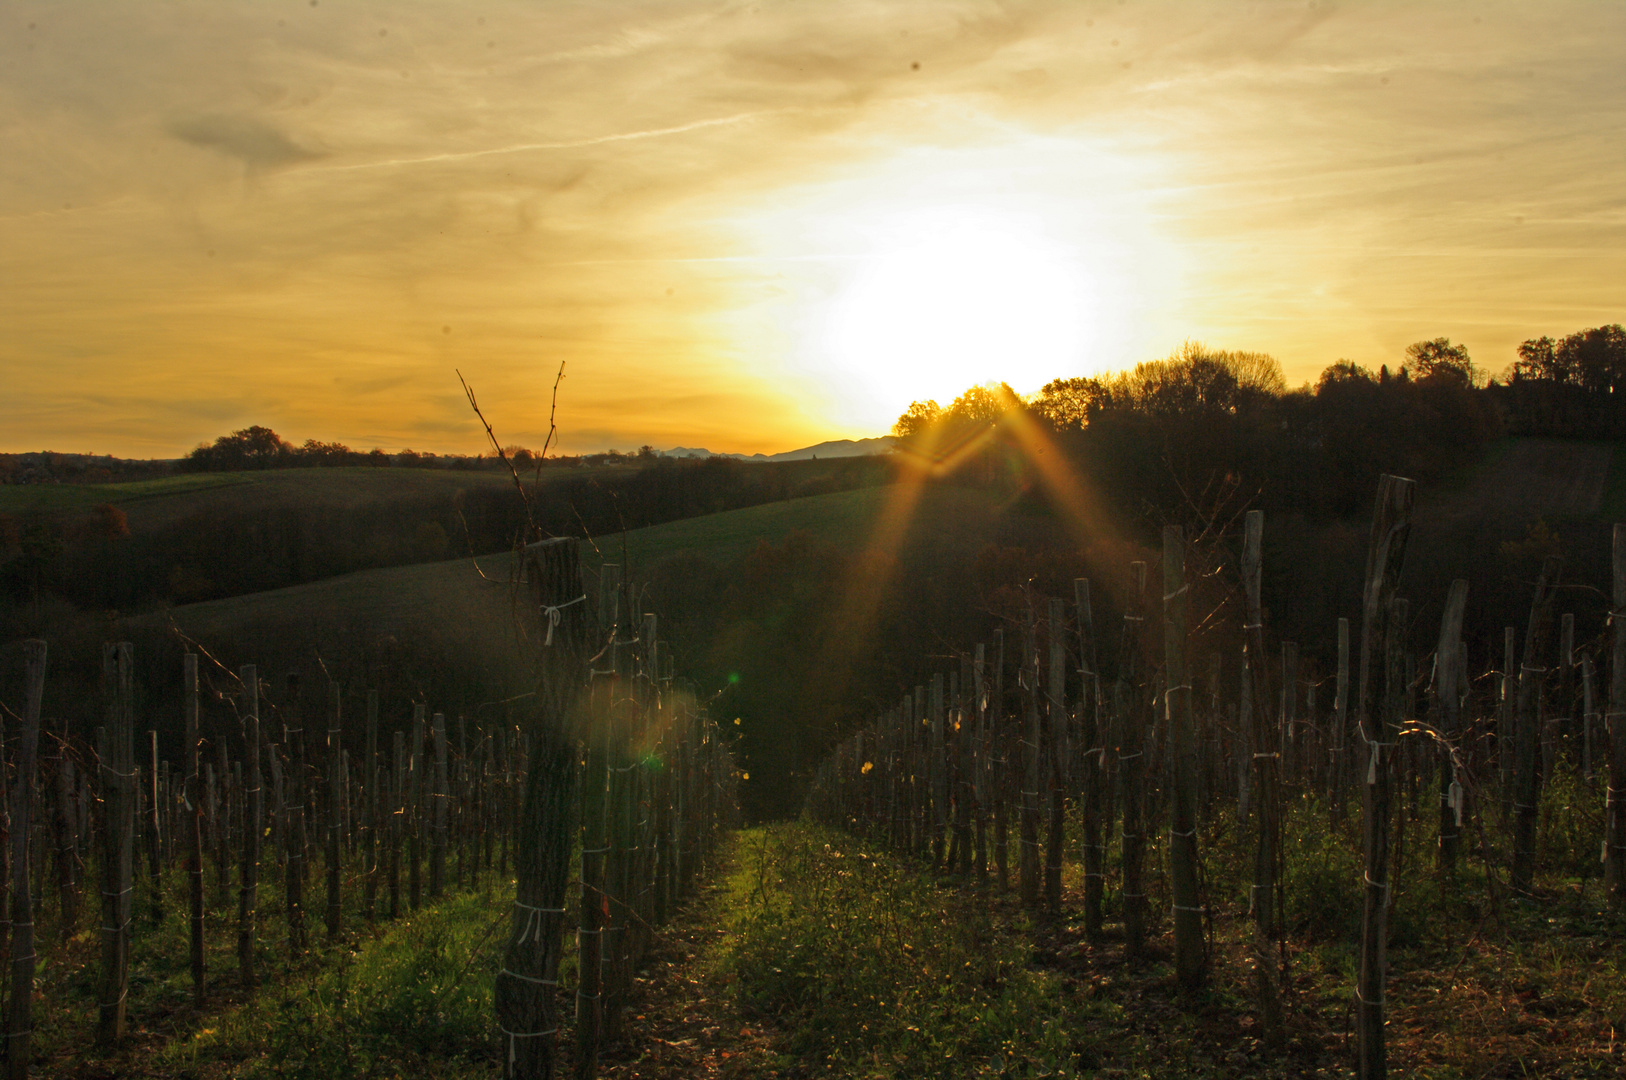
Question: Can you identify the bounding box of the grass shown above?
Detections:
[30,838,517,1079]
[582,484,896,572]
[715,823,1088,1078]
[581,481,1001,574]
[0,467,528,528]
[168,889,507,1079]
[16,773,1623,1078]
[0,472,257,516]
[135,481,1000,644]
[1597,440,1626,521]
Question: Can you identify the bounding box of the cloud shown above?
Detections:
[167,113,324,171]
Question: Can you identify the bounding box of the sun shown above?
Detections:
[821,204,1096,410]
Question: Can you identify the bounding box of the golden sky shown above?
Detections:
[4,1,1623,458]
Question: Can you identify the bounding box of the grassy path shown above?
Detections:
[598,836,785,1079]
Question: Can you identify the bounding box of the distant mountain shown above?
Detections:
[661,437,895,462]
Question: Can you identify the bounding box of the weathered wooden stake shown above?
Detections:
[1118,561,1149,960]
[1356,474,1415,1080]
[409,703,425,910]
[1607,524,1626,909]
[363,689,379,922]
[1075,579,1105,940]
[1511,556,1562,893]
[1018,605,1043,910]
[185,653,205,1003]
[99,643,136,1043]
[1164,526,1205,990]
[326,684,343,937]
[7,641,46,1079]
[1434,580,1469,873]
[431,711,448,899]
[237,664,262,989]
[1044,597,1067,915]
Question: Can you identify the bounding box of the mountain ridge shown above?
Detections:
[661,436,894,462]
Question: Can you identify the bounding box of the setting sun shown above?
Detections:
[821,205,1094,410]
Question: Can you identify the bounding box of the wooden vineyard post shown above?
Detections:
[284,674,307,955]
[99,643,136,1044]
[184,653,205,1003]
[1356,473,1415,1080]
[237,664,262,989]
[1075,579,1105,940]
[1282,643,1299,784]
[8,640,46,1078]
[144,731,163,923]
[578,561,615,1079]
[1044,597,1067,915]
[431,712,448,899]
[457,716,468,891]
[1582,656,1597,784]
[1511,557,1562,893]
[1607,524,1626,908]
[409,703,426,911]
[930,674,947,871]
[496,537,589,1080]
[1242,511,1280,943]
[52,725,79,944]
[213,741,230,910]
[1018,605,1042,910]
[992,629,1009,892]
[1118,561,1149,960]
[1331,619,1350,816]
[1556,613,1575,779]
[390,731,405,919]
[1434,580,1469,873]
[364,689,379,922]
[1500,627,1516,814]
[326,684,343,937]
[1164,526,1205,990]
[953,659,974,874]
[973,644,989,883]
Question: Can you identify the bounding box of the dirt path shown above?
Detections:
[599,851,785,1080]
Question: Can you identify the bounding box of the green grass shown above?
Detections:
[0,465,550,530]
[27,839,515,1079]
[169,889,507,1079]
[582,484,896,571]
[1596,440,1626,520]
[716,823,1089,1078]
[0,472,256,515]
[136,482,1000,645]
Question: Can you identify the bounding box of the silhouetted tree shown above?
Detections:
[1403,338,1478,386]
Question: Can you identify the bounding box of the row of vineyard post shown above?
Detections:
[805,477,1626,1079]
[0,542,736,1080]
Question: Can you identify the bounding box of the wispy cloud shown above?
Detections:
[315,110,781,174]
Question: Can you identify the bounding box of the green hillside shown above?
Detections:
[135,483,979,642]
[0,466,524,529]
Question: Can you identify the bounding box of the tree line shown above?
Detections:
[896,325,1622,522]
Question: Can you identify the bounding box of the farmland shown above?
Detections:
[5,432,1626,1079]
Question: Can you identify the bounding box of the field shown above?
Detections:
[131,481,996,652]
[0,467,523,527]
[11,435,1626,1078]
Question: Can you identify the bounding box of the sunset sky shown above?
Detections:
[4,1,1623,458]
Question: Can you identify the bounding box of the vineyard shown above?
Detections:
[804,475,1626,1077]
[0,466,1624,1078]
[0,538,738,1079]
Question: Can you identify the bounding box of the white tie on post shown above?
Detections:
[541,594,587,646]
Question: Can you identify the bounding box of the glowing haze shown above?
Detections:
[3,1,1622,457]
